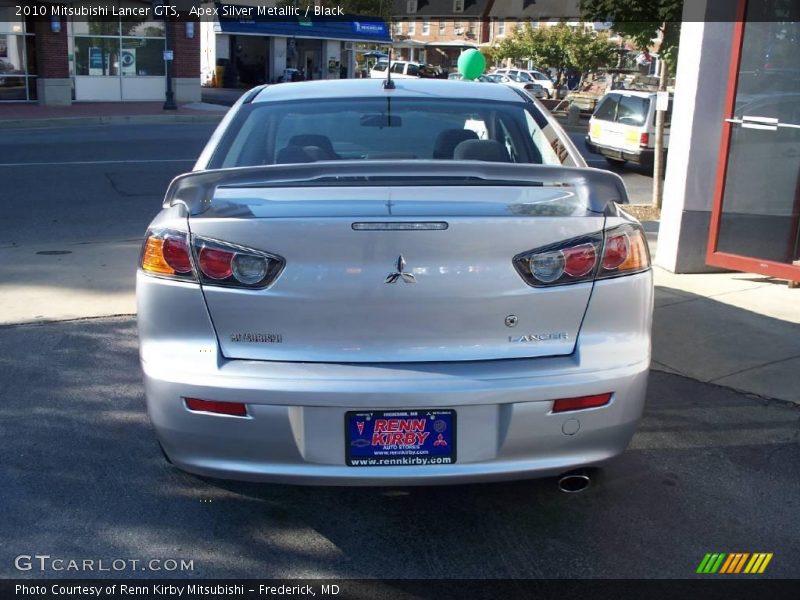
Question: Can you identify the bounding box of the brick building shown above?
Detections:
[0,0,200,104]
[390,0,586,70]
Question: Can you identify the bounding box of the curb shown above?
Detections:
[0,113,224,130]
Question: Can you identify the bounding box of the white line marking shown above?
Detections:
[0,158,196,167]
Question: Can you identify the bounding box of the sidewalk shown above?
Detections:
[0,101,226,129]
[0,237,797,405]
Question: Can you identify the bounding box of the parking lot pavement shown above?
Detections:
[0,317,797,579]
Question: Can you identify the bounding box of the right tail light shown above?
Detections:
[513,223,650,287]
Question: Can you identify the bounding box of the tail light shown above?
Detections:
[139,229,284,289]
[552,393,612,413]
[513,223,650,287]
[140,231,194,281]
[640,132,649,146]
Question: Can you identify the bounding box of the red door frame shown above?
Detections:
[705,0,800,282]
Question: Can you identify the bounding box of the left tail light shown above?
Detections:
[140,230,195,281]
[513,223,650,287]
[139,229,284,289]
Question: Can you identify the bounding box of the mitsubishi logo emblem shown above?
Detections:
[385,255,416,284]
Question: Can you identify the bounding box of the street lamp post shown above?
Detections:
[162,0,177,110]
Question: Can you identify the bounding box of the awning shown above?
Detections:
[425,41,479,49]
[215,9,391,43]
[392,39,427,48]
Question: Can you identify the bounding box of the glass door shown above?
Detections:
[707,0,800,282]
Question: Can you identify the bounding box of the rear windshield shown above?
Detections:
[616,95,650,125]
[210,97,577,169]
[593,93,671,126]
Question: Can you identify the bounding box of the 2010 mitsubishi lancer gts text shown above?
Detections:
[136,78,653,486]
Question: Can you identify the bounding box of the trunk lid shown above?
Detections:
[185,177,609,363]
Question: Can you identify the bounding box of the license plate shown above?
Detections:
[345,409,456,467]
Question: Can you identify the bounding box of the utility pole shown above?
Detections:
[652,27,669,208]
[162,0,177,110]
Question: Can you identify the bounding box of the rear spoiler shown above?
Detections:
[163,161,629,216]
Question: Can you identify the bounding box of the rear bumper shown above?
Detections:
[585,136,654,166]
[144,357,648,485]
[138,270,653,485]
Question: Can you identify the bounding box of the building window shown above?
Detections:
[71,6,166,78]
[516,20,524,32]
[453,0,465,13]
[406,0,417,13]
[497,18,506,36]
[422,18,430,35]
[468,21,476,36]
[454,22,463,35]
[439,20,446,34]
[394,20,403,35]
[408,19,415,35]
[0,7,37,102]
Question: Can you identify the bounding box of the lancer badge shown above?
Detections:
[385,255,416,284]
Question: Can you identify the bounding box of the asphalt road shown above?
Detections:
[0,123,654,249]
[0,317,797,579]
[0,124,215,247]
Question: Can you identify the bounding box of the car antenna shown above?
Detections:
[383,48,395,90]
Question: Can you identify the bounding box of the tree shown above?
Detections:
[581,0,684,209]
[489,23,616,89]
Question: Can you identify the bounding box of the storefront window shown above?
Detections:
[121,38,165,76]
[0,6,36,101]
[72,2,165,79]
[73,37,121,76]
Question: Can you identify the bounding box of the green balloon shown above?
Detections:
[457,49,485,80]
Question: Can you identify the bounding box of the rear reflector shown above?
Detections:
[184,397,248,417]
[552,393,612,413]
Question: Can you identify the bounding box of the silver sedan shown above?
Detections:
[137,79,652,486]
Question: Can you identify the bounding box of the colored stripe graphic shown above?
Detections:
[722,553,749,573]
[734,553,750,573]
[719,554,736,574]
[757,553,773,574]
[697,553,713,574]
[700,553,773,574]
[697,553,727,573]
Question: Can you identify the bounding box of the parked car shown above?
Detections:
[448,72,490,82]
[138,79,653,486]
[494,68,556,98]
[369,60,428,79]
[485,73,547,99]
[585,90,673,169]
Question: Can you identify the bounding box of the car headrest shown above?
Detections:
[275,146,314,164]
[288,134,337,158]
[432,129,479,159]
[453,139,511,163]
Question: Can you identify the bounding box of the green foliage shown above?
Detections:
[580,0,684,73]
[488,24,618,85]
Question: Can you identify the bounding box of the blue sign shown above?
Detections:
[89,47,104,69]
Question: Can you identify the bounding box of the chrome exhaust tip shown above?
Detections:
[558,471,591,493]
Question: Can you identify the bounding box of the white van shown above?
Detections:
[369,60,428,79]
[586,90,672,168]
